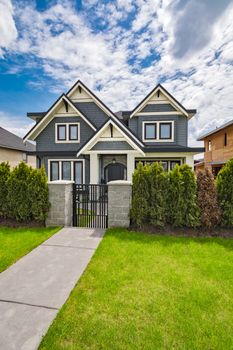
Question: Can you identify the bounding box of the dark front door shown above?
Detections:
[104,163,126,182]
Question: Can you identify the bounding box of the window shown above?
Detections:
[74,162,83,184]
[144,123,156,139]
[159,122,172,139]
[161,161,168,172]
[22,153,27,163]
[56,123,80,143]
[170,160,181,170]
[208,140,212,151]
[224,133,227,146]
[62,161,71,180]
[69,124,79,140]
[57,125,66,141]
[49,160,84,183]
[143,121,174,141]
[51,161,59,181]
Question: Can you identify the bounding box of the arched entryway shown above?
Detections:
[104,162,127,182]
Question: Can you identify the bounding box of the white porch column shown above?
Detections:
[90,153,99,184]
[127,153,135,181]
[185,154,194,169]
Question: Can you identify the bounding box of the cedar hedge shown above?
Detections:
[131,160,233,229]
[0,162,50,223]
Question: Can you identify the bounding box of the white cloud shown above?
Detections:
[0,0,17,56]
[0,111,34,138]
[1,0,233,148]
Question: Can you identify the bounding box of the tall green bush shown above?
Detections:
[130,162,150,228]
[197,169,221,228]
[0,162,10,218]
[166,164,183,226]
[28,166,50,222]
[216,159,233,227]
[179,165,200,227]
[148,162,167,227]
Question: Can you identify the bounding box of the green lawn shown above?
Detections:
[40,228,233,350]
[0,226,60,272]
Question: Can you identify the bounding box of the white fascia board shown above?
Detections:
[77,119,145,157]
[68,81,144,148]
[24,95,96,142]
[130,86,189,119]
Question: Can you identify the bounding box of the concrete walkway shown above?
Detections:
[0,227,105,350]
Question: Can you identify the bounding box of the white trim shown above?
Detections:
[67,81,144,148]
[142,121,174,143]
[71,98,93,103]
[48,159,85,183]
[24,95,96,142]
[147,101,170,104]
[130,85,189,118]
[77,119,145,157]
[136,112,182,116]
[85,150,141,154]
[55,122,80,144]
[99,137,124,141]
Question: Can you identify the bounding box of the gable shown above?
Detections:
[130,85,190,118]
[77,119,144,157]
[24,95,96,141]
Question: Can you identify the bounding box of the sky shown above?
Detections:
[0,0,233,147]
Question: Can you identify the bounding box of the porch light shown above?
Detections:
[112,158,116,164]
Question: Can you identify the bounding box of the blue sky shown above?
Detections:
[0,0,233,145]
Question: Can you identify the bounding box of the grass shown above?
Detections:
[39,228,233,350]
[0,226,60,272]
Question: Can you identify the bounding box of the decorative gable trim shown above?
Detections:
[66,80,144,147]
[77,119,145,157]
[23,94,97,142]
[130,84,191,119]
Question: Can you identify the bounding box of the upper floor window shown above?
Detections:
[144,123,156,140]
[143,121,174,142]
[224,133,227,146]
[208,140,212,151]
[55,123,80,143]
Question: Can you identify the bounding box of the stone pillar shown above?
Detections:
[108,180,132,228]
[46,181,74,227]
[90,153,99,184]
[127,153,135,181]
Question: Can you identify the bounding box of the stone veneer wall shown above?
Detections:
[46,181,74,227]
[108,180,132,227]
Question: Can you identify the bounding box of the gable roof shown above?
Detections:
[66,80,144,147]
[77,118,145,157]
[197,119,233,141]
[130,84,196,119]
[23,94,97,141]
[0,127,35,152]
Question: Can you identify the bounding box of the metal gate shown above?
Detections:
[73,184,108,228]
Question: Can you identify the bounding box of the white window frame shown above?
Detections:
[48,159,85,183]
[55,123,80,143]
[142,120,174,142]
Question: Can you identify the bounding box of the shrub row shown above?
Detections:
[0,162,50,223]
[131,159,233,229]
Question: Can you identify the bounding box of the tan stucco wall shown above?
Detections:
[0,147,36,168]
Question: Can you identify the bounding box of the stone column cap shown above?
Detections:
[48,180,75,185]
[107,180,132,185]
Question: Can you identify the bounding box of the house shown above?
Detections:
[197,119,233,176]
[23,80,203,184]
[0,127,36,168]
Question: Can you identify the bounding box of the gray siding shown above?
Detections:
[91,141,133,150]
[36,116,94,152]
[141,103,176,113]
[128,115,187,146]
[74,102,108,128]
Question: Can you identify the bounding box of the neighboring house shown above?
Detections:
[0,127,36,168]
[23,80,203,184]
[197,119,233,176]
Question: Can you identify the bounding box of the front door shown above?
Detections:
[104,163,126,182]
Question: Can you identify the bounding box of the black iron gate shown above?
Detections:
[73,184,108,228]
